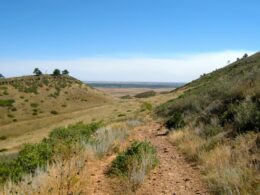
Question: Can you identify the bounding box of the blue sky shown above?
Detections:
[0,0,259,81]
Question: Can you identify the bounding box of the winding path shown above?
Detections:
[84,122,210,195]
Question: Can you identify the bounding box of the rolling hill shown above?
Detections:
[0,75,112,136]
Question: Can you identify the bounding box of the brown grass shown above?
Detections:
[2,150,89,195]
[169,129,260,194]
[0,122,133,194]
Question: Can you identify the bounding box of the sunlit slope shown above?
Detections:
[0,75,111,127]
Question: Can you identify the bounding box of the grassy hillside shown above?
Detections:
[0,75,110,133]
[156,52,260,194]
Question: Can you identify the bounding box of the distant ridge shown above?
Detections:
[86,81,186,89]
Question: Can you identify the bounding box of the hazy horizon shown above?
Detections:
[0,1,259,82]
[0,50,256,82]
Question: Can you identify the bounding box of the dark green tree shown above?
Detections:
[0,73,4,78]
[62,69,69,75]
[33,68,42,76]
[243,53,248,58]
[53,69,61,76]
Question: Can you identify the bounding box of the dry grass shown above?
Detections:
[111,151,159,194]
[128,151,158,191]
[84,123,130,158]
[0,76,111,138]
[2,149,89,195]
[0,123,132,194]
[169,128,206,161]
[109,141,158,193]
[169,129,260,194]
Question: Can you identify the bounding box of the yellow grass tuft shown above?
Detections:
[169,130,260,194]
[2,150,89,195]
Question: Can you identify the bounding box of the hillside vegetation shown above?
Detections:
[0,75,110,131]
[156,52,260,194]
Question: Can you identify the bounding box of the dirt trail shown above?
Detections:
[83,155,116,195]
[135,122,209,195]
[84,122,210,195]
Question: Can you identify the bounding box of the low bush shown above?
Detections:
[7,114,14,118]
[50,110,58,115]
[0,99,15,107]
[0,136,7,140]
[0,122,101,184]
[49,122,100,143]
[200,125,223,138]
[118,113,126,117]
[135,90,156,98]
[23,83,38,94]
[0,149,7,153]
[140,102,153,112]
[165,112,185,130]
[30,103,39,108]
[232,100,260,133]
[109,141,158,191]
[121,95,132,99]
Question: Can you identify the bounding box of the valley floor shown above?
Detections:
[1,86,209,194]
[0,87,179,153]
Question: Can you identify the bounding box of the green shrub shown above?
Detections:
[30,103,39,108]
[43,79,49,86]
[7,114,14,118]
[0,148,7,153]
[0,122,100,184]
[24,85,38,94]
[121,95,132,99]
[49,122,100,143]
[118,113,126,117]
[0,142,53,183]
[0,99,15,107]
[165,112,185,130]
[0,136,7,140]
[16,142,53,173]
[109,141,158,177]
[201,125,223,138]
[50,110,58,115]
[140,102,153,111]
[233,100,260,133]
[135,90,156,98]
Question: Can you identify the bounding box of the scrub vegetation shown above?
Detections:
[157,52,260,194]
[109,141,158,192]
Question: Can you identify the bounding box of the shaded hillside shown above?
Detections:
[0,75,111,127]
[156,52,260,194]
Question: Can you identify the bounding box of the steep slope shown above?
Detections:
[156,52,260,194]
[0,75,111,130]
[157,52,260,134]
